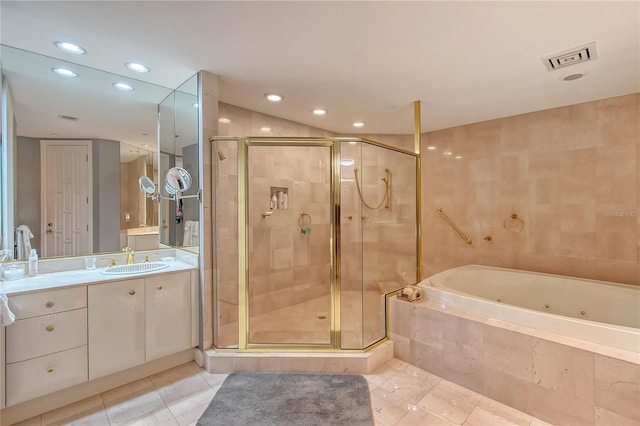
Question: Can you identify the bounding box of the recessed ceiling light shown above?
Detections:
[219,118,231,124]
[260,127,272,132]
[427,146,436,150]
[443,151,452,156]
[113,82,134,91]
[125,62,150,73]
[192,103,199,108]
[54,41,86,55]
[265,93,283,102]
[313,109,327,115]
[51,67,78,78]
[353,122,364,128]
[455,155,462,159]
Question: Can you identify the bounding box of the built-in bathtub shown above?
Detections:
[389,265,640,425]
[422,264,640,353]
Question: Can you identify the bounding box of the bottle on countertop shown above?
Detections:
[282,192,288,209]
[28,249,39,276]
[271,194,278,209]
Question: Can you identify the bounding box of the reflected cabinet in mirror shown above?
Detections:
[0,44,200,260]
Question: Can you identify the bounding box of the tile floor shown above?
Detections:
[12,358,552,426]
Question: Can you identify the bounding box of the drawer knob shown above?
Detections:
[46,366,55,373]
[156,285,163,290]
[129,290,136,296]
[45,301,54,308]
[46,324,55,332]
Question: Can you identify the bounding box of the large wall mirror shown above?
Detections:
[0,44,199,260]
[158,75,199,251]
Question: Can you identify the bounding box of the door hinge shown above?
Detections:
[86,197,89,204]
[86,154,88,161]
[87,224,89,231]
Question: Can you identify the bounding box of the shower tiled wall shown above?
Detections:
[422,93,640,285]
[247,146,331,328]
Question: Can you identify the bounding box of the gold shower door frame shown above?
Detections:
[241,138,339,351]
[212,136,421,352]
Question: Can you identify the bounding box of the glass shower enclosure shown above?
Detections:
[212,137,418,351]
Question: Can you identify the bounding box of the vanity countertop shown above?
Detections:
[1,260,197,296]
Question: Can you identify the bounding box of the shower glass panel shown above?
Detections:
[247,145,332,345]
[340,140,417,349]
[213,139,239,349]
[211,136,418,351]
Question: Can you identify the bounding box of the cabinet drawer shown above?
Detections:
[6,345,88,406]
[6,308,87,363]
[9,286,87,319]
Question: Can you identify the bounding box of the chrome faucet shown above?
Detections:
[122,247,135,264]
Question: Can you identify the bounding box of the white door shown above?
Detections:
[41,141,92,257]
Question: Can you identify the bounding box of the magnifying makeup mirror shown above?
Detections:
[166,167,192,193]
[138,176,156,194]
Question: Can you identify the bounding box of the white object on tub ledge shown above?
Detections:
[0,293,15,326]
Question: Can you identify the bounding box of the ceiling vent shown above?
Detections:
[541,42,597,71]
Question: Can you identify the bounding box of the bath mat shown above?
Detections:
[196,372,373,426]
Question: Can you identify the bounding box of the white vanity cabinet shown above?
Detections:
[88,271,192,380]
[3,267,196,412]
[88,278,146,380]
[5,286,88,406]
[145,272,191,361]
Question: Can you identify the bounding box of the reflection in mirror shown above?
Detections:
[0,44,173,259]
[166,167,192,193]
[158,74,199,249]
[139,176,156,195]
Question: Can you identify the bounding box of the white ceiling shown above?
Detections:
[1,1,639,136]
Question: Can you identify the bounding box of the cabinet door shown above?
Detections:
[88,279,145,380]
[145,272,191,361]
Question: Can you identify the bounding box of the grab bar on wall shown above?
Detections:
[436,208,472,245]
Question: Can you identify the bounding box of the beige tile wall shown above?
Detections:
[247,145,332,342]
[422,93,640,285]
[389,297,640,426]
[218,103,333,138]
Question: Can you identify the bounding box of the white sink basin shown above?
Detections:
[101,262,169,275]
